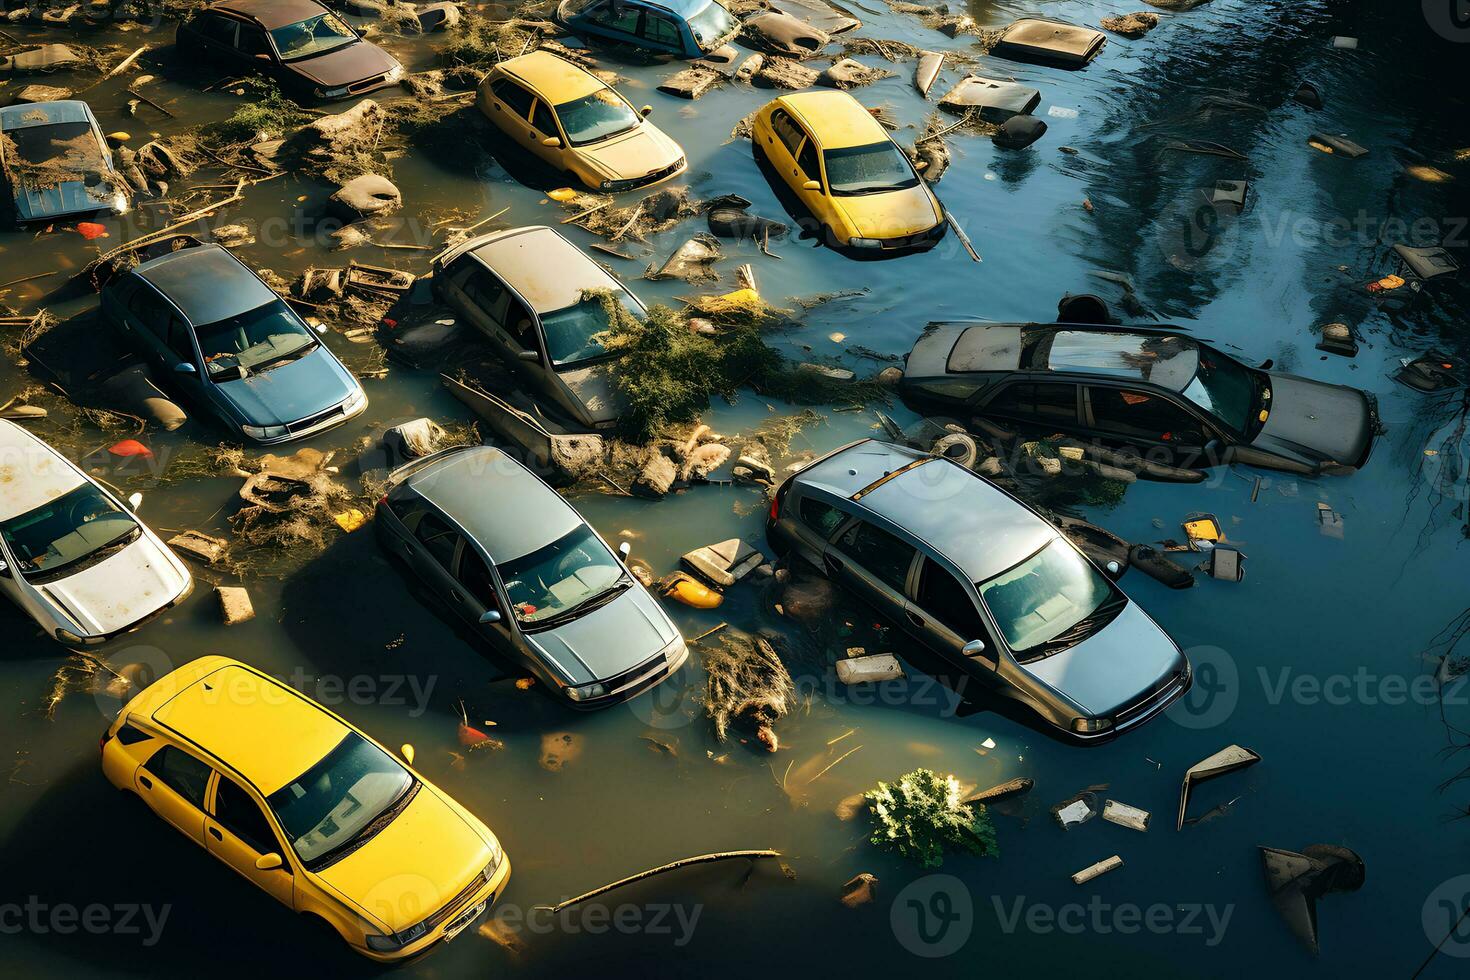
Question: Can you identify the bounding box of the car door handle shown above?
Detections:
[450,589,464,602]
[906,611,925,628]
[208,827,223,841]
[139,775,153,790]
[823,555,843,574]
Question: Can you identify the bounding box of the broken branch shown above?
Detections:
[534,850,782,914]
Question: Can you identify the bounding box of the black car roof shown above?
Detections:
[938,322,1205,392]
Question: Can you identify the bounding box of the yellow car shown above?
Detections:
[477,49,686,192]
[751,90,947,253]
[100,656,510,961]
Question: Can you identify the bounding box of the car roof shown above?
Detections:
[208,0,327,29]
[0,99,95,132]
[795,440,1056,583]
[499,50,605,103]
[1044,329,1199,391]
[778,91,887,149]
[0,420,86,521]
[150,661,350,796]
[462,225,625,314]
[404,446,584,562]
[131,243,278,325]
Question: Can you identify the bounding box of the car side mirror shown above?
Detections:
[0,559,9,578]
[962,639,987,657]
[400,743,415,765]
[479,609,501,625]
[127,492,144,510]
[516,349,540,362]
[254,53,271,62]
[802,180,820,191]
[618,541,631,560]
[254,852,283,871]
[1258,358,1274,370]
[542,136,561,147]
[174,362,196,375]
[640,105,653,117]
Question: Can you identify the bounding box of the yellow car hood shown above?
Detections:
[580,124,681,181]
[317,786,492,933]
[833,184,942,239]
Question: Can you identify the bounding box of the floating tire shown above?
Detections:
[932,432,978,469]
[1128,544,1195,590]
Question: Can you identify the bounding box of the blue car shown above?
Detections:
[0,100,129,224]
[555,0,740,58]
[100,243,368,444]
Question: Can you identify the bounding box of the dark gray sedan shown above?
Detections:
[901,323,1377,475]
[768,439,1191,741]
[100,243,366,444]
[376,446,688,707]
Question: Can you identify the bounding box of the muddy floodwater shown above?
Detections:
[2,1,1469,977]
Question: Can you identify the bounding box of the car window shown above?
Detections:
[214,777,283,857]
[149,745,212,808]
[415,512,461,569]
[985,382,1078,422]
[796,139,821,185]
[505,298,539,354]
[166,316,195,364]
[193,12,239,46]
[835,521,915,593]
[127,285,172,334]
[917,560,989,642]
[531,99,558,137]
[462,266,511,324]
[1089,387,1205,446]
[798,496,847,539]
[270,13,356,61]
[236,25,271,57]
[458,547,500,611]
[769,109,805,156]
[641,11,682,46]
[588,0,641,32]
[492,77,536,120]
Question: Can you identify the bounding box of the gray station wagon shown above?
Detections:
[376,445,688,707]
[768,439,1191,741]
[100,243,367,444]
[901,323,1376,476]
[431,226,642,431]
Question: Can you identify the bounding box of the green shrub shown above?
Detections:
[864,768,998,868]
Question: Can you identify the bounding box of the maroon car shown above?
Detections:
[176,0,402,103]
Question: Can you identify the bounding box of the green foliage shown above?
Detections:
[204,86,312,145]
[864,768,998,868]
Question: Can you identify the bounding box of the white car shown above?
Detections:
[0,421,192,646]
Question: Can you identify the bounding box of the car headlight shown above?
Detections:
[314,85,351,100]
[563,681,607,702]
[55,627,86,645]
[1071,717,1114,734]
[365,919,428,953]
[342,386,368,414]
[386,64,405,83]
[241,424,289,441]
[847,237,882,248]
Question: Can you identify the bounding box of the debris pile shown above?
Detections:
[704,632,795,751]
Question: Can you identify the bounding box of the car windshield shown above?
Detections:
[540,292,639,367]
[688,1,738,48]
[1182,347,1259,435]
[270,13,356,61]
[823,142,919,196]
[499,524,625,625]
[0,483,137,577]
[266,733,413,869]
[195,300,317,380]
[555,89,639,146]
[978,539,1114,659]
[2,121,109,187]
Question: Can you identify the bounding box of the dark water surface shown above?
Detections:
[2,1,1468,977]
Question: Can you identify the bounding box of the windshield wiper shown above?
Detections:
[528,576,632,629]
[1021,595,1127,660]
[253,340,320,373]
[307,780,419,872]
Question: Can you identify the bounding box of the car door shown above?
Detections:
[136,743,212,846]
[909,557,1001,676]
[582,0,644,42]
[978,380,1082,428]
[486,77,540,154]
[233,21,283,84]
[454,545,520,658]
[205,774,296,907]
[638,9,687,54]
[121,282,177,366]
[1083,384,1211,460]
[529,97,566,168]
[794,136,830,223]
[825,517,919,625]
[763,107,804,180]
[408,510,467,606]
[786,489,850,567]
[186,11,241,56]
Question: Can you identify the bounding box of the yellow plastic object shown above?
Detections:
[1373,275,1406,291]
[105,131,131,144]
[663,572,723,609]
[333,508,368,532]
[547,187,577,201]
[1182,516,1222,543]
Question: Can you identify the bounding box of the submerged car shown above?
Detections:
[432,225,642,430]
[476,50,686,193]
[0,420,191,646]
[376,446,688,707]
[768,439,1190,740]
[100,243,367,445]
[901,323,1377,475]
[751,91,946,253]
[177,0,403,102]
[101,656,509,960]
[555,0,740,58]
[0,100,129,224]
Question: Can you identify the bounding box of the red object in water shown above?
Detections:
[458,720,493,748]
[76,222,109,240]
[381,317,398,329]
[108,439,153,458]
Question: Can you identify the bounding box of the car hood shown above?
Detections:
[528,583,678,684]
[1251,373,1372,467]
[833,184,942,239]
[288,41,399,89]
[15,176,124,223]
[39,532,189,636]
[315,786,491,934]
[1019,602,1184,716]
[557,360,625,426]
[579,124,682,181]
[214,345,358,427]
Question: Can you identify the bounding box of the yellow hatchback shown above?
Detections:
[751,91,947,253]
[100,656,510,961]
[477,49,687,193]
